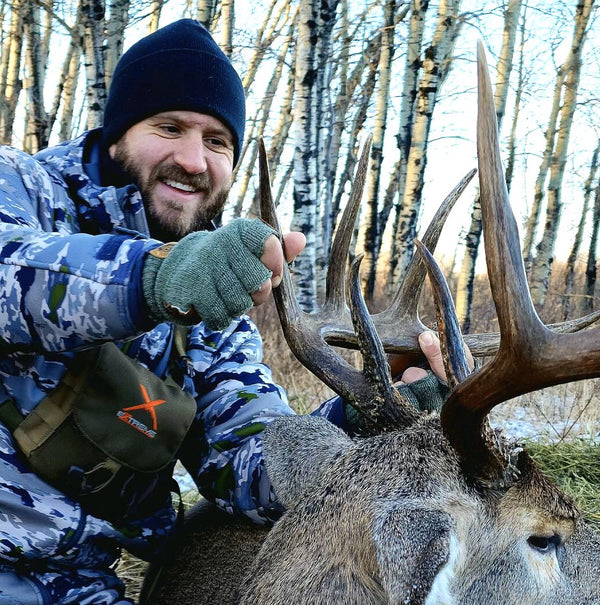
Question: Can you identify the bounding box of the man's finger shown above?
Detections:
[282,231,306,263]
[418,331,446,381]
[251,278,272,306]
[260,235,284,285]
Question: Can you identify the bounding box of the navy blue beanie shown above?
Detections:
[102,19,245,165]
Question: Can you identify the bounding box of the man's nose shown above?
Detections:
[173,137,208,174]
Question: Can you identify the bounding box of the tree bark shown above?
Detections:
[220,0,235,57]
[563,141,600,319]
[105,0,130,80]
[378,0,428,294]
[0,0,25,144]
[357,0,400,297]
[79,0,108,130]
[197,0,218,30]
[584,170,600,313]
[454,0,522,330]
[291,0,320,310]
[23,0,50,153]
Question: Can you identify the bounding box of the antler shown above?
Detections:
[259,135,474,429]
[433,41,600,481]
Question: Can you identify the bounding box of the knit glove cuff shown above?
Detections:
[396,371,449,413]
[142,218,277,330]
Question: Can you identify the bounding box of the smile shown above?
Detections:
[163,179,198,193]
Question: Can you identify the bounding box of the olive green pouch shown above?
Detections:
[7,341,196,520]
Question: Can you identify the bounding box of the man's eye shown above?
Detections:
[206,137,226,147]
[159,124,180,135]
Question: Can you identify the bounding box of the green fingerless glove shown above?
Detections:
[396,371,449,413]
[343,371,449,433]
[142,218,277,330]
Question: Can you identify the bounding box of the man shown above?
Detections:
[0,19,446,603]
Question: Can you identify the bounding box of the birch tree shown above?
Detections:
[562,141,600,319]
[584,169,600,313]
[105,0,130,78]
[356,1,411,297]
[386,0,461,287]
[197,0,218,30]
[22,0,49,152]
[529,0,594,307]
[454,0,522,330]
[0,0,24,143]
[79,0,108,129]
[377,0,428,295]
[291,0,321,310]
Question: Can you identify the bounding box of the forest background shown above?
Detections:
[1,0,599,330]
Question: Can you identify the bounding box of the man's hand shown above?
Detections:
[251,232,306,306]
[392,330,474,385]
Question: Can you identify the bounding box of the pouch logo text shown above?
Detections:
[117,383,166,439]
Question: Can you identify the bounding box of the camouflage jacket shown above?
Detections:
[0,131,338,565]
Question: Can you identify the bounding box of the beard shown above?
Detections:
[112,141,231,242]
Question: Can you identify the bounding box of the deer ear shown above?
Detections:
[374,505,451,604]
[263,416,353,509]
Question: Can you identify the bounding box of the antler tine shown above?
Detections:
[379,168,477,326]
[324,135,373,313]
[348,255,420,429]
[441,41,600,480]
[414,239,471,389]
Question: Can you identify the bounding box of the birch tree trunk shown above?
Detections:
[105,0,130,80]
[80,0,108,129]
[0,0,24,144]
[529,0,594,307]
[313,0,339,299]
[454,0,522,330]
[220,0,235,57]
[147,0,161,33]
[23,0,49,153]
[522,69,564,269]
[562,141,599,319]
[504,13,526,193]
[357,0,398,297]
[197,0,218,30]
[56,41,81,141]
[330,28,381,226]
[291,0,320,310]
[584,172,600,313]
[233,25,293,216]
[378,0,428,294]
[387,0,460,287]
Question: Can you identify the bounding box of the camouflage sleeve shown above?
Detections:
[178,317,294,524]
[0,146,159,350]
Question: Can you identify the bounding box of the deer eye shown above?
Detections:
[527,534,561,553]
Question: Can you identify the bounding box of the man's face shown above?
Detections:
[109,111,235,241]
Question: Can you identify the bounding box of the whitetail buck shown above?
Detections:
[141,43,600,605]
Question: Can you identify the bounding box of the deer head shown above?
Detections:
[238,41,600,605]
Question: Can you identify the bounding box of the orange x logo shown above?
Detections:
[122,384,166,430]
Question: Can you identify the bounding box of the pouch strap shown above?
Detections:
[172,325,190,360]
[0,396,24,432]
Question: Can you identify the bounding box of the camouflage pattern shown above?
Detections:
[0,131,337,603]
